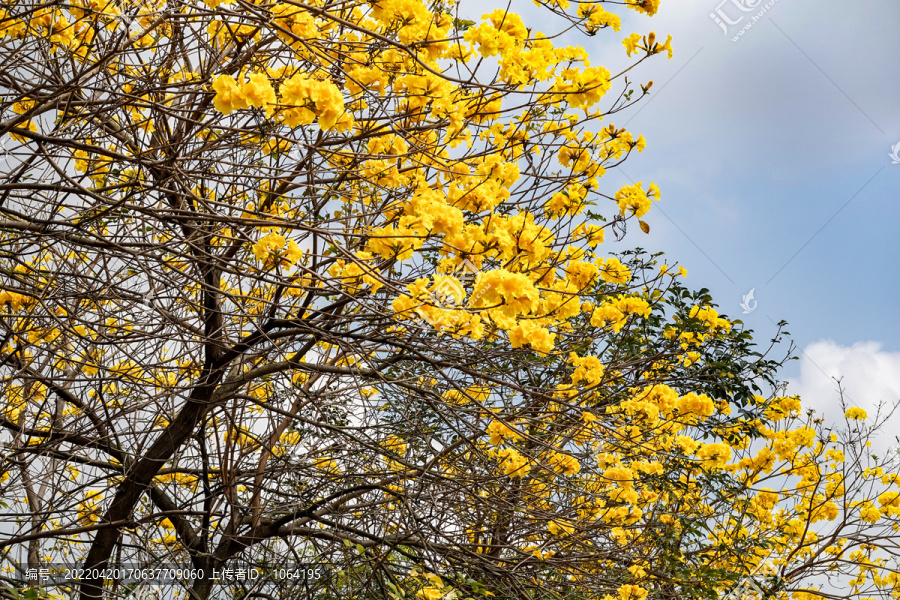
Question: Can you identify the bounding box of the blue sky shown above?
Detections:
[589,0,900,421]
[598,0,900,349]
[472,0,900,422]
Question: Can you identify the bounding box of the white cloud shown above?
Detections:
[787,340,900,453]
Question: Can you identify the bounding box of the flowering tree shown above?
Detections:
[1,0,899,599]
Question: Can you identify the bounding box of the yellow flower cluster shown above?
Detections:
[623,31,673,59]
[463,10,529,58]
[578,3,622,34]
[551,66,613,109]
[328,252,385,294]
[469,269,541,329]
[278,73,352,132]
[271,3,320,50]
[367,226,425,261]
[627,0,661,17]
[508,319,557,354]
[695,442,733,469]
[570,353,606,387]
[486,420,523,446]
[77,491,103,526]
[370,0,451,50]
[212,71,351,132]
[688,305,732,332]
[546,450,581,476]
[615,182,660,218]
[585,294,649,333]
[548,518,576,536]
[492,447,531,477]
[845,407,867,421]
[250,233,303,269]
[0,289,35,311]
[155,471,200,491]
[377,435,402,458]
[600,257,632,285]
[615,584,649,600]
[272,430,302,457]
[675,392,717,422]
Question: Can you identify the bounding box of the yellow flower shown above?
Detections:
[312,455,341,475]
[845,407,867,421]
[251,232,285,261]
[599,257,632,285]
[618,584,649,600]
[603,466,635,488]
[470,269,541,328]
[656,34,674,59]
[273,430,302,456]
[627,0,660,16]
[878,491,900,509]
[212,74,249,114]
[494,448,530,477]
[570,353,606,387]
[383,435,407,456]
[9,119,37,143]
[676,392,716,420]
[565,260,599,289]
[241,73,276,115]
[859,502,881,523]
[547,519,575,536]
[367,225,424,261]
[579,4,621,33]
[12,97,35,114]
[486,420,523,446]
[623,33,642,57]
[278,73,351,131]
[590,303,627,332]
[551,66,612,109]
[77,491,103,526]
[283,239,303,265]
[65,464,80,481]
[696,442,732,469]
[573,223,605,247]
[463,10,528,58]
[508,320,556,354]
[417,587,443,600]
[615,182,655,217]
[271,3,319,49]
[613,295,651,318]
[547,450,580,476]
